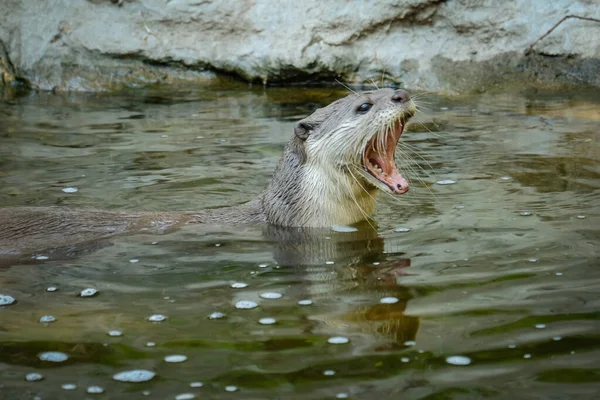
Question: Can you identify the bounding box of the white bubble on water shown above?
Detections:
[175,394,195,400]
[25,373,44,382]
[113,369,156,382]
[535,324,546,329]
[129,259,139,263]
[519,211,533,216]
[39,351,68,362]
[323,370,336,376]
[258,263,269,268]
[508,344,517,349]
[80,288,98,297]
[164,354,187,363]
[231,282,248,289]
[576,215,586,219]
[380,297,399,304]
[445,356,471,366]
[148,314,167,322]
[328,336,349,344]
[35,255,49,260]
[325,261,335,265]
[260,292,283,300]
[401,357,410,363]
[500,176,512,181]
[190,382,204,388]
[393,227,411,233]
[61,383,77,390]
[331,225,358,233]
[46,286,58,292]
[87,386,104,394]
[436,179,456,185]
[145,342,156,347]
[403,341,416,347]
[553,336,562,341]
[235,300,258,309]
[224,385,239,392]
[524,353,532,359]
[336,393,349,399]
[0,294,16,306]
[108,330,123,337]
[208,312,225,320]
[62,187,78,193]
[528,258,538,263]
[39,315,56,323]
[259,317,277,325]
[298,299,313,306]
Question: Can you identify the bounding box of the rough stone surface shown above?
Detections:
[0,0,599,92]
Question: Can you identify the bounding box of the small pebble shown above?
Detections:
[230,282,248,289]
[235,300,258,309]
[380,297,399,304]
[148,314,167,322]
[80,288,98,297]
[39,351,68,362]
[62,187,78,193]
[175,394,195,400]
[445,356,471,366]
[298,299,313,306]
[393,227,411,233]
[331,225,358,233]
[260,292,282,300]
[25,373,44,382]
[87,386,104,394]
[165,354,187,363]
[328,336,349,344]
[61,383,77,390]
[436,179,456,185]
[108,330,123,337]
[46,286,58,292]
[208,312,225,319]
[224,386,239,392]
[259,317,276,325]
[190,382,204,388]
[0,294,16,306]
[39,315,56,323]
[323,370,336,376]
[113,369,156,383]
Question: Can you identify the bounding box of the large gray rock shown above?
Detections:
[1,0,599,92]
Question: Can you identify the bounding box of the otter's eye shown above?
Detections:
[357,103,373,114]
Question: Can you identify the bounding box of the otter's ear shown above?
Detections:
[294,121,312,141]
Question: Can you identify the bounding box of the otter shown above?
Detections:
[0,88,416,257]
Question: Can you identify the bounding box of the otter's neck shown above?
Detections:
[261,137,377,227]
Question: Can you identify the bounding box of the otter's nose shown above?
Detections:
[391,89,410,104]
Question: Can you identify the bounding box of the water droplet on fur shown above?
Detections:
[259,317,276,325]
[231,282,248,289]
[62,187,78,193]
[87,386,104,394]
[436,179,456,185]
[39,315,56,323]
[80,288,98,297]
[260,292,282,300]
[380,297,399,304]
[25,372,44,382]
[445,356,471,366]
[0,294,16,306]
[39,351,68,362]
[298,299,313,306]
[235,300,258,309]
[328,336,349,344]
[148,314,167,322]
[331,225,358,233]
[165,354,187,363]
[113,369,155,382]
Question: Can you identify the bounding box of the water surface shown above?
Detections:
[1,83,599,399]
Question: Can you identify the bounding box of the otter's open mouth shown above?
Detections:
[362,121,409,194]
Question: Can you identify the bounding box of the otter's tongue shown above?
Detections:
[365,124,409,194]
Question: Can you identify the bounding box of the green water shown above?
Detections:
[1,83,599,399]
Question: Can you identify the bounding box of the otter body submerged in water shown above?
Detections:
[0,88,416,256]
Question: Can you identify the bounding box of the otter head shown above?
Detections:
[262,88,416,228]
